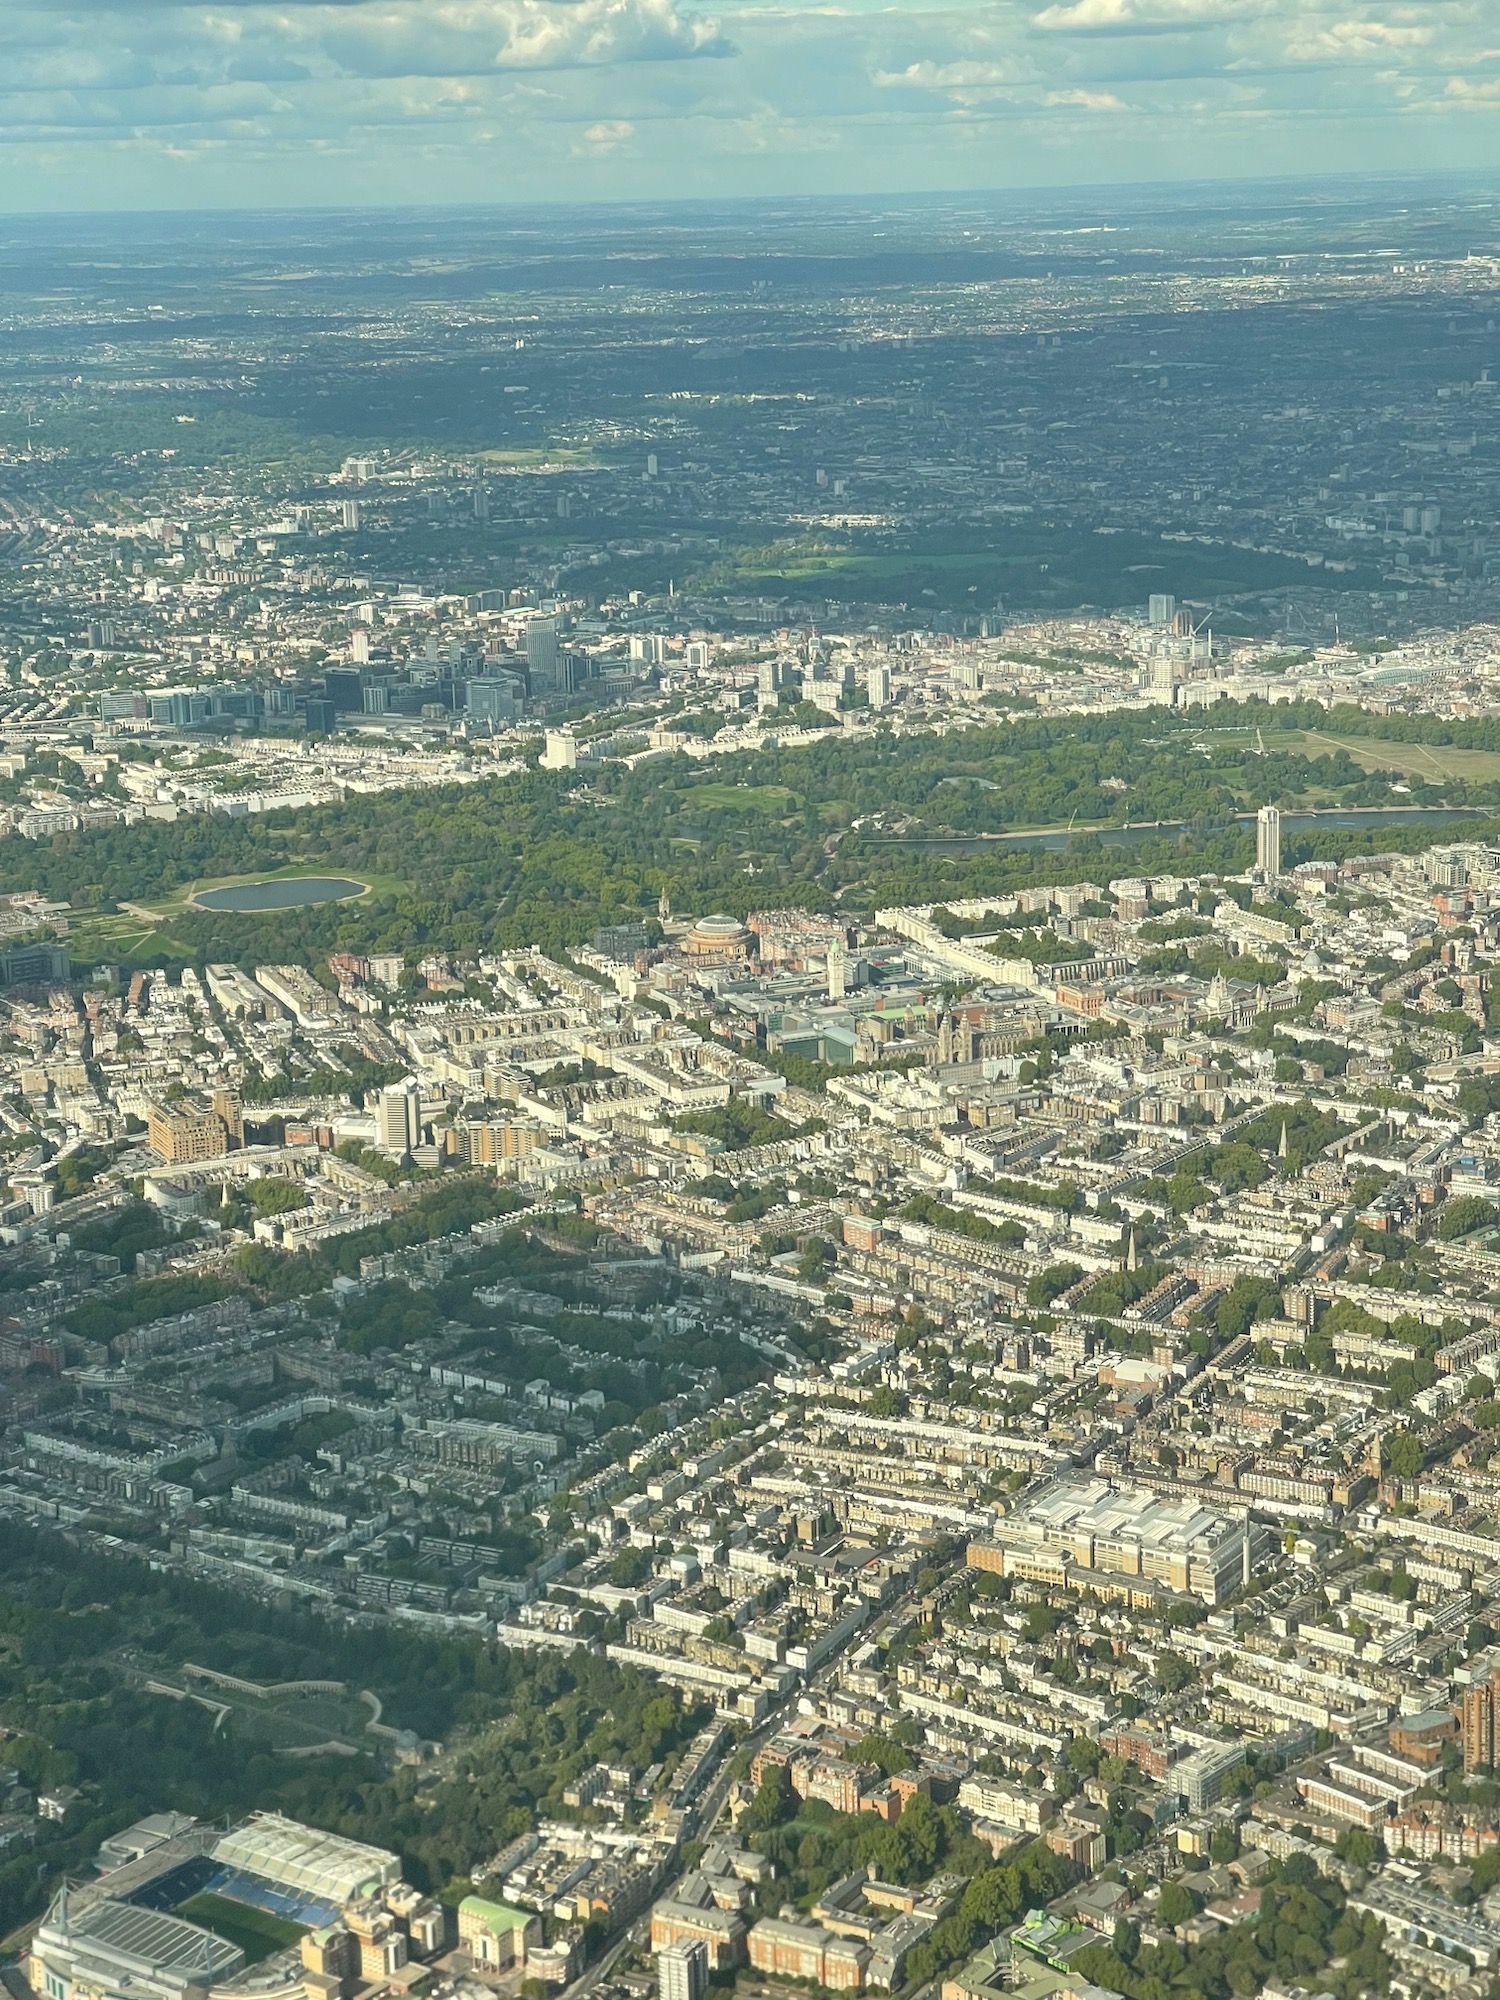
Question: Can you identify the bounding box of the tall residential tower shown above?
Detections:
[1256,804,1281,882]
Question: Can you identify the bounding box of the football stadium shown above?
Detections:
[27,1811,407,2000]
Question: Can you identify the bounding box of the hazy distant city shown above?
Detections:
[6,179,1500,2000]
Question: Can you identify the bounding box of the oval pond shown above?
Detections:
[192,877,367,912]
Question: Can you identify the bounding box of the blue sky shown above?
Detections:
[0,0,1496,209]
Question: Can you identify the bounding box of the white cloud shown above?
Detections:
[1045,84,1126,104]
[0,0,732,104]
[576,114,635,143]
[1031,0,1261,33]
[873,58,1021,88]
[0,0,1496,199]
[315,0,733,76]
[1282,15,1435,59]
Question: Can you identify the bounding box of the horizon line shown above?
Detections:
[0,164,1497,227]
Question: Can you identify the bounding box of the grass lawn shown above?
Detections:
[684,783,798,813]
[176,1893,306,1963]
[1248,729,1500,786]
[705,525,1377,608]
[476,446,598,468]
[66,912,194,966]
[62,912,163,956]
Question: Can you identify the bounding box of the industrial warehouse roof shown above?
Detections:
[1019,1476,1241,1553]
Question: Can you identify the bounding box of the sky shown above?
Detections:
[0,0,1497,211]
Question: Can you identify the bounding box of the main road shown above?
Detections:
[559,1575,936,2000]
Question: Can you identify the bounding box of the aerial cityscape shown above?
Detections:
[5,167,1500,2000]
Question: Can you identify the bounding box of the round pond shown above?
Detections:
[191,877,367,912]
